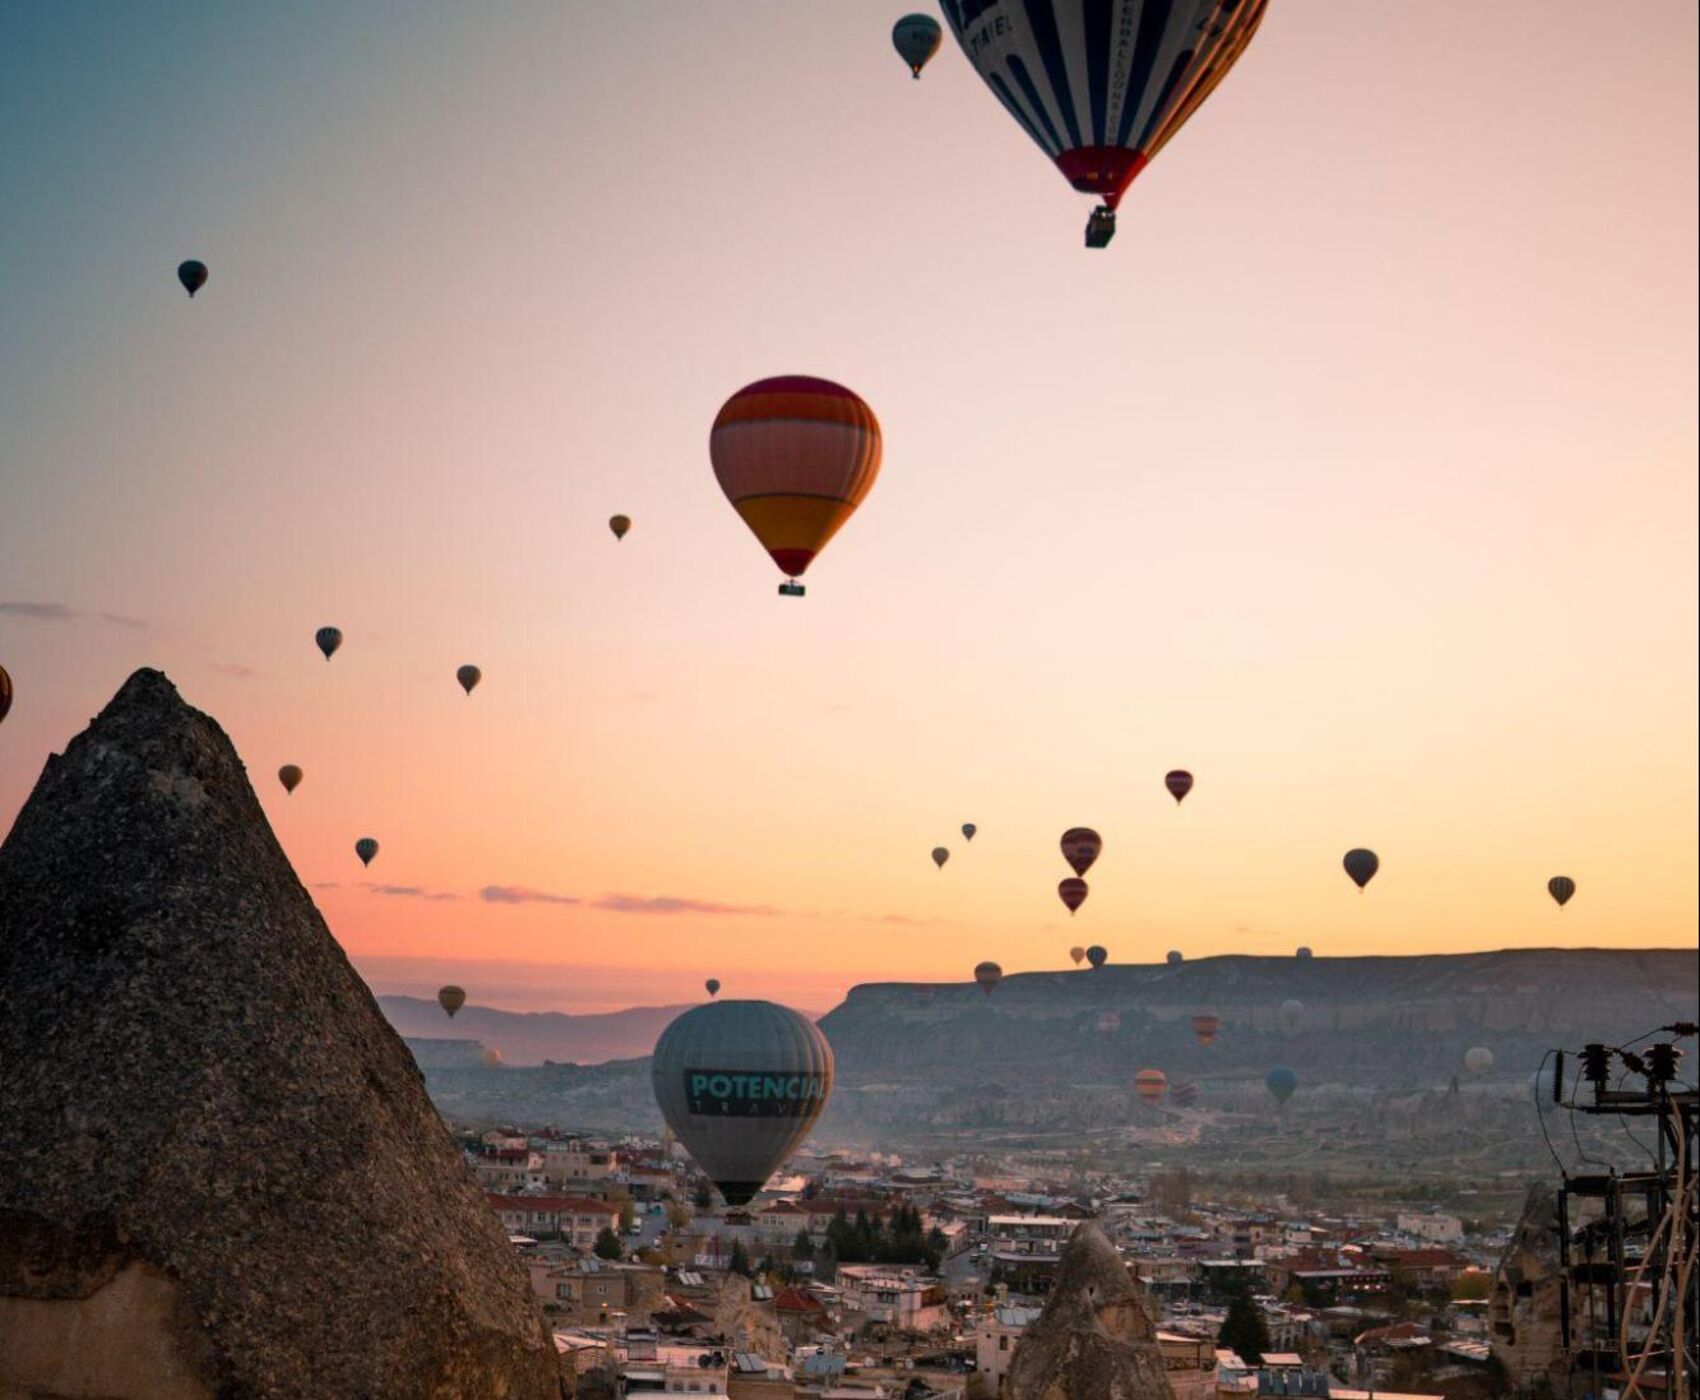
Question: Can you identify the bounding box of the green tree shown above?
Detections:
[593,1227,624,1261]
[1218,1291,1270,1366]
[728,1238,754,1278]
[793,1229,816,1262]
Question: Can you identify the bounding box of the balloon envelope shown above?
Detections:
[355,837,379,867]
[892,13,942,77]
[1058,877,1088,914]
[974,961,1003,994]
[438,985,466,1018]
[1343,848,1379,889]
[961,823,977,841]
[609,514,631,540]
[1266,1065,1298,1104]
[1191,1013,1220,1046]
[315,626,343,661]
[1278,998,1304,1031]
[277,764,303,795]
[480,1047,503,1068]
[1166,950,1183,966]
[1548,876,1576,908]
[941,0,1267,211]
[1086,945,1108,970]
[0,664,11,725]
[1069,946,1086,965]
[932,847,950,869]
[1465,1046,1494,1075]
[1165,770,1194,804]
[177,259,208,296]
[1169,1081,1198,1107]
[1060,828,1102,876]
[710,376,881,583]
[651,1000,834,1205]
[705,978,721,998]
[1295,946,1313,960]
[456,664,481,695]
[1134,1068,1167,1104]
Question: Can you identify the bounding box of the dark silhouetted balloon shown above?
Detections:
[651,1000,834,1205]
[355,837,379,867]
[705,978,721,998]
[1191,1013,1221,1047]
[1058,877,1088,914]
[315,627,343,661]
[1295,946,1313,960]
[0,664,13,725]
[177,260,208,297]
[1343,848,1379,890]
[1069,946,1086,966]
[1169,1081,1198,1107]
[438,986,466,1018]
[1166,950,1183,967]
[1060,827,1101,876]
[974,961,1003,995]
[932,847,949,869]
[610,514,631,540]
[892,13,942,77]
[1134,1068,1167,1104]
[456,664,481,695]
[961,823,977,841]
[1266,1065,1298,1104]
[277,764,303,795]
[1086,945,1108,970]
[1165,770,1193,804]
[1548,876,1576,908]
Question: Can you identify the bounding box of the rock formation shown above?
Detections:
[1004,1223,1176,1400]
[1489,1182,1570,1395]
[0,670,560,1398]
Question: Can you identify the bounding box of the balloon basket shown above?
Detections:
[1085,206,1116,249]
[778,581,805,597]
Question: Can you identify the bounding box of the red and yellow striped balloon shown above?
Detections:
[709,376,881,583]
[1134,1068,1167,1104]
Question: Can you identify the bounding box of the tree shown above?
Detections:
[728,1238,754,1278]
[593,1227,624,1261]
[619,1198,635,1232]
[1218,1290,1270,1366]
[1451,1270,1492,1302]
[667,1202,692,1231]
[793,1229,816,1262]
[692,1184,713,1210]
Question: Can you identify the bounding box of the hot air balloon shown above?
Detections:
[942,0,1268,248]
[961,823,977,841]
[1086,945,1108,970]
[1465,1046,1494,1076]
[1278,998,1304,1032]
[1166,950,1183,967]
[438,985,466,1018]
[1266,1065,1298,1105]
[277,764,303,795]
[1058,877,1088,914]
[1069,946,1086,966]
[1343,849,1379,890]
[892,13,943,77]
[315,627,343,661]
[974,961,1003,994]
[1295,946,1313,960]
[456,664,482,695]
[1169,1081,1198,1108]
[1191,1013,1220,1047]
[1548,876,1576,909]
[1,664,13,725]
[705,978,721,998]
[1060,828,1102,876]
[177,260,208,297]
[1165,770,1194,804]
[480,1046,503,1068]
[932,847,950,869]
[355,837,379,867]
[1134,1068,1167,1105]
[710,376,881,596]
[610,514,631,540]
[651,1000,834,1205]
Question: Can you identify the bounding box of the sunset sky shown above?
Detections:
[2,3,1695,1013]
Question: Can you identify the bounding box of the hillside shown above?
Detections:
[379,994,692,1065]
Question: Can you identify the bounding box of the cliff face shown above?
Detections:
[0,670,560,1399]
[1004,1223,1176,1400]
[1490,1182,1570,1395]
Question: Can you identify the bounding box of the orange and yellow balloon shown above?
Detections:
[710,376,881,593]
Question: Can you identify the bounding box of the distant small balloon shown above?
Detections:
[961,823,977,842]
[891,13,942,78]
[438,985,466,1018]
[1069,946,1086,966]
[1191,1013,1221,1047]
[1266,1065,1298,1104]
[315,627,343,661]
[1343,848,1379,890]
[177,260,208,297]
[1548,876,1576,909]
[931,846,950,869]
[705,978,721,998]
[1164,770,1193,804]
[1086,945,1108,970]
[355,837,379,867]
[1279,998,1304,1032]
[610,514,631,540]
[1134,1068,1167,1105]
[1060,827,1102,876]
[456,664,482,695]
[277,764,303,795]
[1058,877,1088,914]
[480,1046,503,1069]
[1465,1046,1494,1075]
[974,960,1003,995]
[1166,950,1183,967]
[0,664,13,725]
[1169,1081,1198,1108]
[1295,946,1313,960]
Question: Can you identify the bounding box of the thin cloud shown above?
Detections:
[365,883,460,902]
[98,612,148,630]
[209,662,256,678]
[0,601,77,622]
[311,881,342,891]
[480,885,583,907]
[593,894,779,917]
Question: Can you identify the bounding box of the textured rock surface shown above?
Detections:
[0,669,560,1399]
[1005,1223,1176,1400]
[1489,1182,1570,1394]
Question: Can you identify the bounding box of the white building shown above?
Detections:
[974,1303,1042,1394]
[1395,1212,1463,1244]
[837,1265,950,1334]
